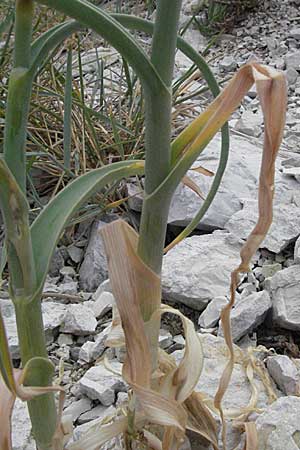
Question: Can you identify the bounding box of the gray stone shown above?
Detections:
[12,399,35,450]
[289,27,300,40]
[79,216,117,291]
[218,291,271,342]
[286,67,299,85]
[92,324,112,360]
[57,333,74,346]
[268,265,300,330]
[78,362,126,405]
[267,355,300,395]
[167,134,299,231]
[285,51,300,71]
[79,341,96,363]
[158,329,173,350]
[63,398,92,422]
[58,280,78,295]
[78,405,115,425]
[198,296,228,328]
[235,110,263,137]
[92,279,112,299]
[1,300,66,358]
[219,56,238,72]
[256,396,300,450]
[67,245,84,264]
[261,263,282,279]
[49,247,65,277]
[87,292,114,318]
[60,266,76,279]
[162,231,241,310]
[60,304,97,335]
[295,235,300,263]
[225,200,300,253]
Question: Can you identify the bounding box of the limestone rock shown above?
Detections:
[79,341,96,363]
[267,355,300,395]
[78,362,126,406]
[294,235,300,263]
[218,291,272,342]
[256,396,300,450]
[12,399,35,450]
[268,265,300,330]
[167,134,299,231]
[225,200,300,253]
[235,110,263,137]
[198,296,228,328]
[79,216,117,291]
[77,405,115,425]
[63,398,92,422]
[61,304,97,335]
[162,231,241,310]
[219,56,238,72]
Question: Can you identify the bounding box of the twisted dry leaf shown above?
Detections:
[214,64,286,449]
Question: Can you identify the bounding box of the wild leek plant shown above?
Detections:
[0,1,286,450]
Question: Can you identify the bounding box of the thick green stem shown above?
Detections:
[4,0,34,193]
[3,3,58,449]
[137,1,182,369]
[14,296,57,450]
[138,0,182,276]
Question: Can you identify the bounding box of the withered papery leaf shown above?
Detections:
[215,64,286,449]
[101,220,158,387]
[0,371,21,450]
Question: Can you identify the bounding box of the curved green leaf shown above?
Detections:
[30,160,145,293]
[30,20,81,77]
[33,0,168,97]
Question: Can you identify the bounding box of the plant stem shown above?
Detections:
[138,0,182,276]
[137,1,182,365]
[14,297,57,450]
[3,2,58,449]
[4,0,34,193]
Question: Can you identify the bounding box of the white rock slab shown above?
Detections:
[198,296,228,328]
[78,362,126,406]
[168,134,299,231]
[268,265,300,330]
[12,399,35,450]
[256,396,300,450]
[60,304,97,335]
[162,231,241,310]
[225,200,300,253]
[267,355,300,396]
[218,291,272,342]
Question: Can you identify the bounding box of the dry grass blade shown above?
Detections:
[182,175,205,200]
[214,64,286,449]
[190,165,214,177]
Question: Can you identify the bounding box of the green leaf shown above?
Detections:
[0,160,36,298]
[30,160,145,293]
[29,21,80,77]
[33,0,168,97]
[63,48,73,171]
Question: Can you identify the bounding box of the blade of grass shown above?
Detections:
[63,47,73,171]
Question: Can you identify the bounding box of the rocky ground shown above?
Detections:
[2,0,300,449]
